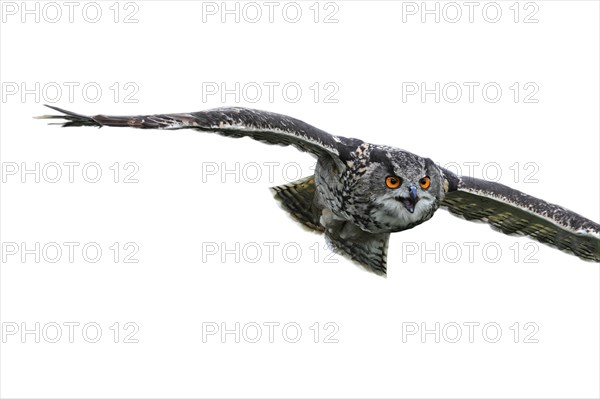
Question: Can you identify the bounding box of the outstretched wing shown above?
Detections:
[36,105,361,159]
[440,169,600,262]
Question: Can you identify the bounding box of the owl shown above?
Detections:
[37,105,600,275]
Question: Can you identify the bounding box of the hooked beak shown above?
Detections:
[398,184,419,214]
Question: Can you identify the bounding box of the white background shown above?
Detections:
[1,1,599,398]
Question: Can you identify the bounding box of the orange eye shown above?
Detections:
[419,176,431,189]
[385,176,402,189]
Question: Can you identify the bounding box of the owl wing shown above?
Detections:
[36,105,359,160]
[440,168,600,262]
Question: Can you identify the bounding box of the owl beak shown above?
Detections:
[400,184,419,214]
[409,184,418,202]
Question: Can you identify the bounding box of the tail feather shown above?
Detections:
[324,219,390,276]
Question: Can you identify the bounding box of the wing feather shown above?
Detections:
[440,169,600,262]
[36,105,360,160]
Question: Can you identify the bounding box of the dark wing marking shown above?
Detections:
[271,176,325,233]
[440,168,600,262]
[36,105,362,159]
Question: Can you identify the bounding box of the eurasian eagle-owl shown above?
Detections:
[37,105,600,275]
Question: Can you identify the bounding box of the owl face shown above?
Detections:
[344,147,446,233]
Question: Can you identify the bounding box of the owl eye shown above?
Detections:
[419,176,431,189]
[385,176,402,189]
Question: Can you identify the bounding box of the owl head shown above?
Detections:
[344,146,446,233]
